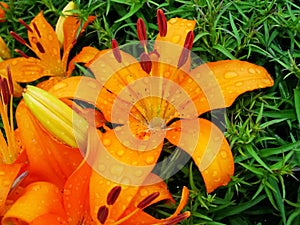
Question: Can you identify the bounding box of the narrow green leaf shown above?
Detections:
[294,87,300,124]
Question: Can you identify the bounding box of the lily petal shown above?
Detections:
[186,60,274,115]
[16,101,82,189]
[166,118,234,193]
[30,213,68,225]
[0,163,22,216]
[2,182,65,224]
[63,161,92,225]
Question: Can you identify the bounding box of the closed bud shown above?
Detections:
[23,85,89,148]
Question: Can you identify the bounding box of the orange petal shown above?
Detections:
[0,57,50,83]
[87,126,164,223]
[0,163,22,216]
[62,16,95,69]
[63,161,93,225]
[67,46,100,76]
[30,213,68,225]
[166,118,234,193]
[2,182,65,224]
[186,60,274,115]
[28,12,62,70]
[15,101,83,189]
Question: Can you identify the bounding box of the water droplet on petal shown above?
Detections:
[171,35,181,44]
[169,18,177,24]
[248,68,255,74]
[98,164,106,172]
[224,71,238,79]
[102,139,111,147]
[117,149,125,157]
[220,150,228,159]
[110,164,124,176]
[145,156,155,164]
[140,189,149,197]
[0,171,5,176]
[235,82,243,87]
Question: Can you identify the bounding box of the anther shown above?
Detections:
[137,192,160,209]
[106,186,122,205]
[18,19,33,32]
[137,18,147,46]
[35,42,45,53]
[163,211,191,225]
[157,9,167,37]
[14,49,29,58]
[177,31,194,68]
[97,205,109,224]
[32,22,41,38]
[139,52,152,74]
[0,77,10,105]
[6,66,13,95]
[111,39,122,63]
[9,31,27,45]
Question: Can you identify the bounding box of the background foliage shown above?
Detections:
[1,0,300,224]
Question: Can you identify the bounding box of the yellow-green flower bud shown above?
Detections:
[23,85,88,148]
[55,1,76,48]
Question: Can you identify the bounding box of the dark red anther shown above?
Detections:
[9,31,27,45]
[106,186,121,205]
[137,192,160,209]
[32,22,41,38]
[157,9,167,37]
[137,18,147,46]
[163,211,191,225]
[97,205,109,224]
[111,39,122,63]
[18,19,33,32]
[183,31,194,50]
[6,66,13,96]
[177,31,194,68]
[0,77,10,105]
[35,42,45,53]
[14,49,29,58]
[140,52,152,74]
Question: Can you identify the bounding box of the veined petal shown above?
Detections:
[28,12,63,72]
[16,101,82,189]
[186,60,274,115]
[0,57,50,83]
[0,163,22,216]
[2,182,65,224]
[166,118,234,193]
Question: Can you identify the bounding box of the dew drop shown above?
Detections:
[171,35,181,44]
[140,189,149,197]
[169,18,177,24]
[134,169,143,177]
[248,68,255,74]
[110,164,124,176]
[145,156,155,164]
[220,150,228,159]
[2,180,10,187]
[235,82,243,87]
[224,71,238,79]
[102,139,111,147]
[64,189,71,196]
[98,164,106,172]
[0,171,5,176]
[117,149,125,157]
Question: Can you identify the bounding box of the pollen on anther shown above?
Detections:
[157,9,167,37]
[137,18,147,46]
[32,22,41,38]
[139,52,152,74]
[111,39,122,63]
[106,186,122,205]
[18,19,33,32]
[137,192,160,209]
[97,205,109,224]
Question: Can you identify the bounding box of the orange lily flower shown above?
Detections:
[1,127,190,225]
[48,9,274,193]
[0,2,8,22]
[0,7,94,93]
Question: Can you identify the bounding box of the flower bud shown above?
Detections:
[23,85,88,148]
[55,1,76,48]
